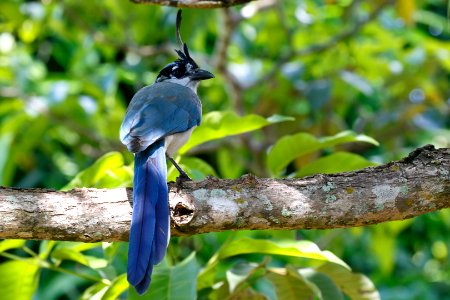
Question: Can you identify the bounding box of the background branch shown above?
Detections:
[129,0,254,8]
[247,0,393,89]
[0,145,448,242]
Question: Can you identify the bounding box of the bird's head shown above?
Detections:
[155,10,214,91]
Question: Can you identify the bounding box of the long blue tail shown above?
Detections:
[127,139,170,295]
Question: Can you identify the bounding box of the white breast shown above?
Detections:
[164,126,196,157]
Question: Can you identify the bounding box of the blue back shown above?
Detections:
[120,81,202,153]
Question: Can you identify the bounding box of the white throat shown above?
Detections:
[166,78,199,93]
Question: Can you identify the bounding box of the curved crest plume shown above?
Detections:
[174,10,199,69]
[176,9,184,47]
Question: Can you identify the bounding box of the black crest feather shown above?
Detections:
[175,10,198,69]
[176,10,183,47]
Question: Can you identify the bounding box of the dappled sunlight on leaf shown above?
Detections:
[180,111,294,154]
[267,131,379,176]
[62,152,132,190]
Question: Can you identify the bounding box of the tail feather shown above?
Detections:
[127,139,170,294]
[135,268,153,295]
[152,165,169,264]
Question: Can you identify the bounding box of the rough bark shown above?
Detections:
[129,0,253,8]
[0,145,448,242]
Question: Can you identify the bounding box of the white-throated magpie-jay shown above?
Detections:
[119,10,214,294]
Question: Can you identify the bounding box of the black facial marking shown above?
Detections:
[171,63,186,78]
[156,61,191,82]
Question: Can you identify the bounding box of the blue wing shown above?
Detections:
[121,81,201,294]
[120,81,202,153]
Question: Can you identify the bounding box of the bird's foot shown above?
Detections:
[174,171,191,192]
[166,153,192,190]
[176,171,191,188]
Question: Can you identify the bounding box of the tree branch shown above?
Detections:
[129,0,254,8]
[0,145,448,242]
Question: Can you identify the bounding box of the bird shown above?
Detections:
[119,10,214,295]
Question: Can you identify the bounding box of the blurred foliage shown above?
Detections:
[0,0,449,299]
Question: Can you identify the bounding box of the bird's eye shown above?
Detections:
[172,65,186,78]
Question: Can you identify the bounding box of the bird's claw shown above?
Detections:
[175,172,191,188]
[175,172,191,192]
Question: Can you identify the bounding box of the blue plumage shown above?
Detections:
[120,10,213,294]
[120,82,202,294]
[120,83,202,154]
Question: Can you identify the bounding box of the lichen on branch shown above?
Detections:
[0,145,448,242]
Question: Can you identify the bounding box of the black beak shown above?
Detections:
[190,68,214,81]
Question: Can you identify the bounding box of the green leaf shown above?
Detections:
[0,259,40,300]
[0,133,14,186]
[0,112,30,186]
[415,10,450,35]
[182,157,217,179]
[39,241,57,259]
[371,229,395,276]
[102,273,128,300]
[319,131,379,148]
[227,261,268,293]
[102,242,121,262]
[54,241,103,252]
[226,288,267,300]
[51,248,108,269]
[217,239,348,266]
[130,252,198,300]
[317,263,380,300]
[62,152,132,190]
[300,269,344,300]
[267,267,314,300]
[217,148,245,179]
[198,238,348,290]
[267,131,379,176]
[267,132,321,176]
[206,280,231,300]
[80,282,108,300]
[294,152,377,177]
[0,240,26,253]
[340,71,374,96]
[180,111,294,154]
[370,220,412,276]
[227,263,257,292]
